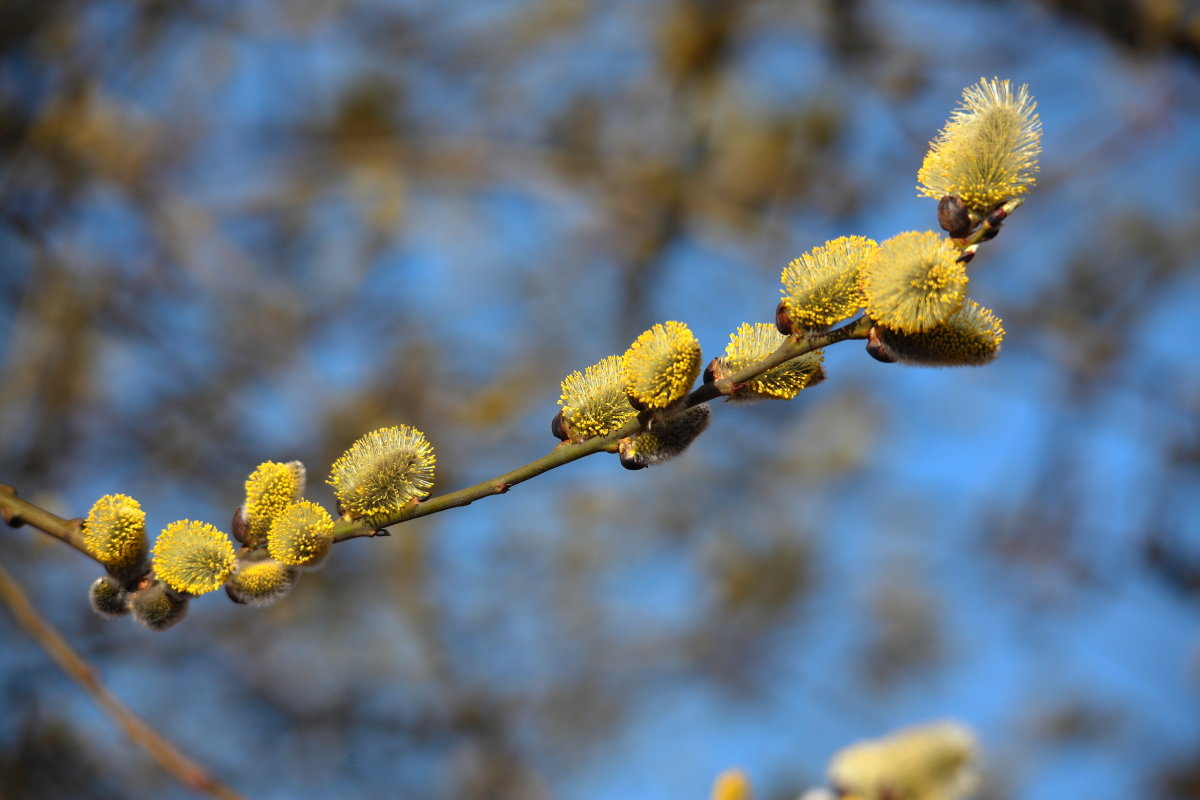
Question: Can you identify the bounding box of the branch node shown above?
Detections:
[1,485,24,527]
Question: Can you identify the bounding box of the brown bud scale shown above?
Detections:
[937,195,973,238]
[866,326,898,363]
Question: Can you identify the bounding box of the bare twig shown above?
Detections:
[0,560,247,800]
[0,485,91,559]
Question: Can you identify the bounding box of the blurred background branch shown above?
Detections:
[0,562,245,800]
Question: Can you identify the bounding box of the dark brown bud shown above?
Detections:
[985,204,1009,227]
[550,409,569,442]
[866,326,898,363]
[703,357,723,384]
[981,223,1001,241]
[775,300,794,335]
[937,195,972,238]
[231,507,249,545]
[956,246,977,265]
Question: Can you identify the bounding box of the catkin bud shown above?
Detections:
[621,321,702,411]
[937,195,972,238]
[225,554,298,606]
[618,405,710,469]
[152,520,236,596]
[551,409,571,442]
[860,231,967,334]
[327,425,436,521]
[83,494,148,581]
[779,236,877,333]
[241,460,306,546]
[557,354,638,442]
[828,720,978,800]
[129,581,189,632]
[865,326,898,363]
[88,575,130,617]
[774,300,793,336]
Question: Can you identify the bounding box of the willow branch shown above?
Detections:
[958,197,1025,256]
[0,560,247,800]
[3,316,873,548]
[0,484,91,559]
[334,314,874,541]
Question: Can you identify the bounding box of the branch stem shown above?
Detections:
[334,313,873,541]
[5,315,874,547]
[963,197,1024,248]
[0,484,91,559]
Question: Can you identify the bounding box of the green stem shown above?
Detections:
[688,314,873,406]
[962,197,1024,249]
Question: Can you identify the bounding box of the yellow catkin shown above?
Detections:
[918,77,1042,213]
[327,425,436,520]
[878,300,1004,367]
[152,520,236,595]
[226,557,297,606]
[83,493,147,569]
[710,768,752,800]
[618,405,710,469]
[267,500,335,568]
[828,721,979,800]
[243,461,305,544]
[621,321,702,410]
[718,323,825,400]
[558,355,637,440]
[780,236,878,331]
[860,231,967,334]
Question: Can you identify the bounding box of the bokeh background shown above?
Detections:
[2,1,1199,798]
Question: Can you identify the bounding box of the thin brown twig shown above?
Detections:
[0,560,247,800]
[0,485,92,559]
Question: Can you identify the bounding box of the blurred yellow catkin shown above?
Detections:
[710,768,751,800]
[828,720,979,800]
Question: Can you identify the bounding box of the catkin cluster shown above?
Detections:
[706,720,979,800]
[84,424,439,630]
[79,78,1036,631]
[775,77,1037,364]
[554,78,1037,472]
